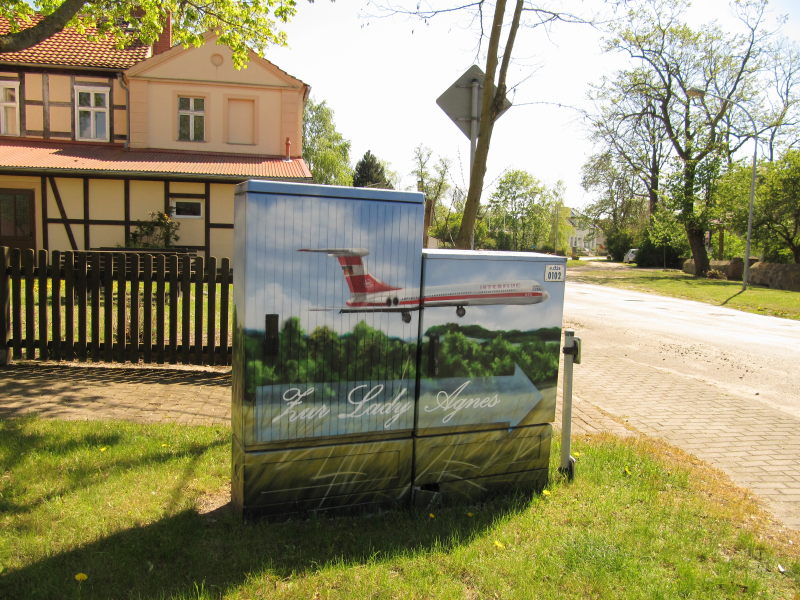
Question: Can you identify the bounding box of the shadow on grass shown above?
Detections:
[0,418,226,520]
[1,491,525,599]
[721,289,745,306]
[0,418,528,599]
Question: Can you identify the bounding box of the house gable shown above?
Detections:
[125,33,308,157]
[126,32,306,91]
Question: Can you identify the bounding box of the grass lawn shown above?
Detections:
[569,265,800,320]
[1,418,797,599]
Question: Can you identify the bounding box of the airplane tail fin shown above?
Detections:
[298,248,400,294]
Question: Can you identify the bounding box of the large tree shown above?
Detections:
[588,68,670,215]
[0,0,301,68]
[580,151,648,250]
[605,0,770,275]
[303,98,353,186]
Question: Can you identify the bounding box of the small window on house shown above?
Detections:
[74,86,109,141]
[178,97,205,141]
[171,200,203,218]
[0,83,20,136]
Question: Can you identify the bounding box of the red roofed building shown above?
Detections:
[0,17,311,257]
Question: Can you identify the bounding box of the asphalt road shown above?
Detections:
[563,281,800,420]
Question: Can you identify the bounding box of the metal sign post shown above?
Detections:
[559,329,581,481]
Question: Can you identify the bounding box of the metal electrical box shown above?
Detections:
[415,250,565,502]
[232,180,566,517]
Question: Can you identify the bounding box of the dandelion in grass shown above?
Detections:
[573,451,581,458]
[428,513,435,519]
[74,572,88,581]
[99,447,108,452]
[493,540,506,550]
[624,465,632,476]
[542,489,551,497]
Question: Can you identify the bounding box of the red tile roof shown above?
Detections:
[0,16,150,70]
[0,140,312,181]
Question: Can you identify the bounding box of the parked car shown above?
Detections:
[623,248,639,263]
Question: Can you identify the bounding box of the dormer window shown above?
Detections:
[75,86,109,141]
[0,83,20,136]
[178,96,204,141]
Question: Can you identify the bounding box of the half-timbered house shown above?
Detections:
[0,17,311,258]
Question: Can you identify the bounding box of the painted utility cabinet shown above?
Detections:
[415,250,565,503]
[232,180,424,516]
[232,180,567,516]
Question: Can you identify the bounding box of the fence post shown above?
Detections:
[37,249,49,360]
[23,249,35,360]
[0,246,10,366]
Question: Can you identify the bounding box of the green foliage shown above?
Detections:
[413,145,451,245]
[755,149,800,263]
[128,210,180,248]
[353,150,394,189]
[244,319,560,389]
[302,98,353,186]
[245,319,416,389]
[605,230,634,262]
[430,187,491,249]
[636,203,691,268]
[714,149,800,263]
[0,0,300,69]
[602,0,772,273]
[486,170,554,251]
[580,151,649,245]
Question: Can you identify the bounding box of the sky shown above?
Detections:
[267,0,800,210]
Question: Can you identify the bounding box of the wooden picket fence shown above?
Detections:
[0,247,232,366]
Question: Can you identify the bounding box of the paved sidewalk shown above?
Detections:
[0,363,230,425]
[572,348,800,532]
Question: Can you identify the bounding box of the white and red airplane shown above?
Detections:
[299,248,549,323]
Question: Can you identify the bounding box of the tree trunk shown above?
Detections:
[648,146,659,214]
[423,196,434,248]
[686,225,710,275]
[681,159,709,275]
[454,0,508,250]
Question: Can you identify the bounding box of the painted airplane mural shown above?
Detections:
[299,248,550,323]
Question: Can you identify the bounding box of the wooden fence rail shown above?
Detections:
[0,247,232,366]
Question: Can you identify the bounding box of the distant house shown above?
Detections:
[0,16,311,257]
[567,209,606,254]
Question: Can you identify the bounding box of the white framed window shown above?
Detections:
[0,83,20,136]
[74,86,109,141]
[170,199,203,219]
[178,96,205,141]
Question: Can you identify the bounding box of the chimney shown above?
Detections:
[152,12,172,55]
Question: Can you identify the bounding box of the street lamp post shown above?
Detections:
[687,88,758,290]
